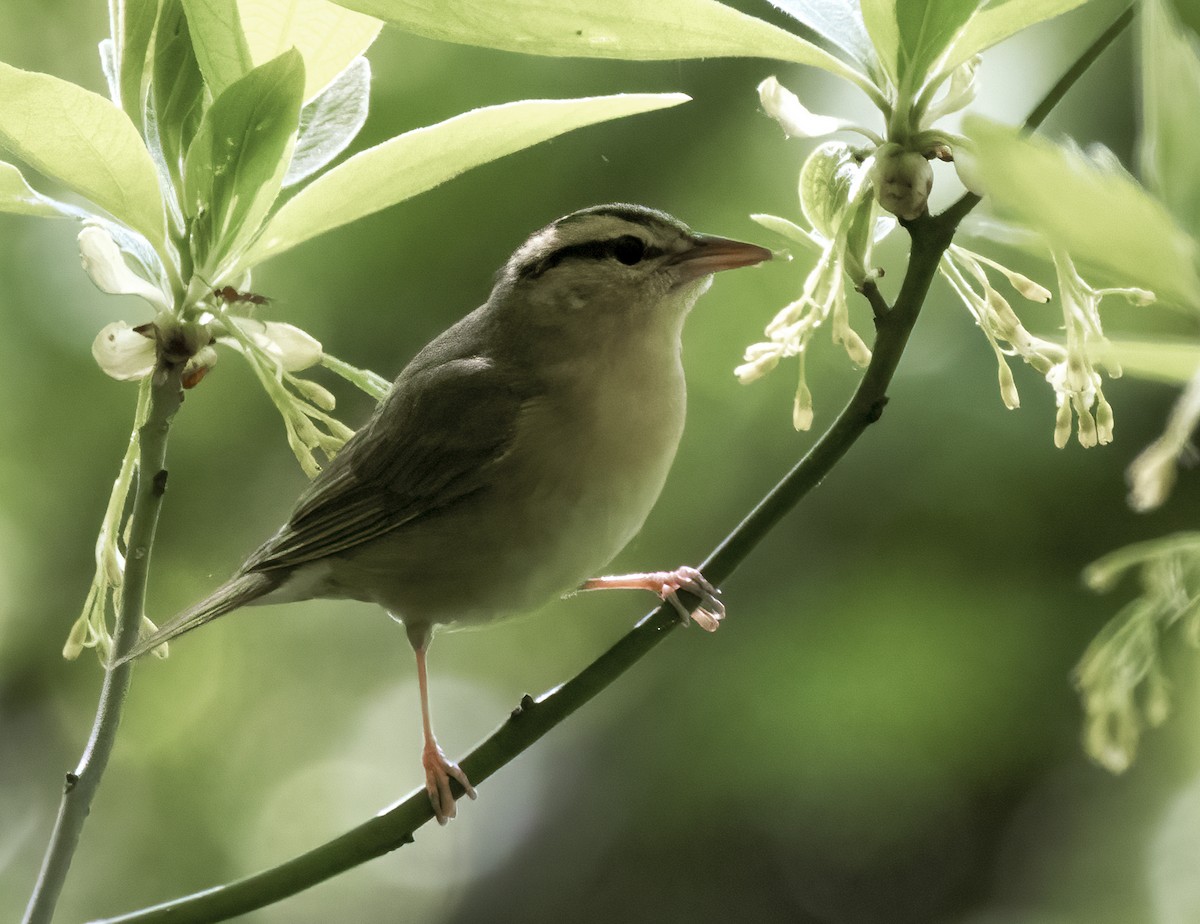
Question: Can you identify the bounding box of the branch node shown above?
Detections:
[867,397,889,423]
[64,772,78,793]
[152,469,168,497]
[512,693,536,718]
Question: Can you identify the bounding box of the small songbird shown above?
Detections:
[120,204,772,822]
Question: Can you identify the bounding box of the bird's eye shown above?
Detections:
[611,235,646,266]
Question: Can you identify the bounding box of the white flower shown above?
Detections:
[940,245,1148,448]
[92,321,156,381]
[740,142,887,429]
[78,226,169,310]
[758,77,879,143]
[229,319,323,372]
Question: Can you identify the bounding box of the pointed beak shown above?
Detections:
[670,233,773,283]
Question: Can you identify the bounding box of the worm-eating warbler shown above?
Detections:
[120,204,772,822]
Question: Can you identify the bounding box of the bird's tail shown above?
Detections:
[114,571,280,665]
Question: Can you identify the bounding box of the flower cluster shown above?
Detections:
[66,223,388,661]
[737,138,882,429]
[1076,534,1200,772]
[743,58,974,427]
[939,243,1151,448]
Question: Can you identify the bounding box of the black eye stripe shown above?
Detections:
[519,237,665,279]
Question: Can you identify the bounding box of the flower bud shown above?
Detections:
[792,381,814,431]
[997,361,1020,410]
[871,143,933,222]
[92,321,156,381]
[62,615,89,660]
[292,377,337,411]
[182,345,219,389]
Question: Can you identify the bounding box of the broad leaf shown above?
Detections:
[0,161,80,218]
[238,0,383,101]
[329,0,868,87]
[284,56,370,187]
[180,0,253,97]
[861,0,981,91]
[0,61,165,246]
[244,92,689,266]
[963,116,1200,311]
[114,0,161,120]
[942,0,1090,75]
[151,0,206,206]
[1142,0,1200,242]
[184,49,305,269]
[767,0,876,73]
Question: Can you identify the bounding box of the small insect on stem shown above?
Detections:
[212,285,271,306]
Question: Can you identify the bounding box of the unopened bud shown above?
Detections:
[293,377,337,411]
[997,361,1020,410]
[182,346,219,389]
[871,143,933,222]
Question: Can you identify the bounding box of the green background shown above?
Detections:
[4,2,1200,922]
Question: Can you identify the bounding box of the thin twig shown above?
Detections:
[24,364,184,924]
[90,8,1133,921]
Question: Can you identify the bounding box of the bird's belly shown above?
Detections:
[331,370,685,628]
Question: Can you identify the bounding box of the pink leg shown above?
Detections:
[410,632,477,824]
[579,565,724,632]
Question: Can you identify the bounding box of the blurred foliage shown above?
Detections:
[4,1,1200,923]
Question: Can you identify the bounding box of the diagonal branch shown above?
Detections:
[91,8,1133,922]
[88,209,961,924]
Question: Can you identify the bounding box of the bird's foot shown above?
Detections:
[422,740,477,825]
[581,566,724,631]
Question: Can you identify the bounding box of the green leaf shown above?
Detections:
[238,0,383,102]
[1142,0,1200,242]
[329,0,868,86]
[766,0,876,74]
[184,49,305,270]
[243,92,689,266]
[150,0,206,209]
[0,61,165,246]
[942,0,1090,75]
[180,0,253,97]
[284,56,369,187]
[963,116,1200,311]
[114,0,161,121]
[1096,339,1200,386]
[861,0,981,92]
[0,161,80,218]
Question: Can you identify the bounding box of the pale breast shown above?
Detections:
[331,345,687,627]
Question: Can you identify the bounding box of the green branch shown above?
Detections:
[89,9,1132,922]
[24,364,185,924]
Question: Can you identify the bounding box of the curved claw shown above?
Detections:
[579,566,725,631]
[423,741,477,825]
[659,565,724,632]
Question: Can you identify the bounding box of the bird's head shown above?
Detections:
[491,204,772,347]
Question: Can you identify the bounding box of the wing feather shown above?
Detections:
[244,353,531,572]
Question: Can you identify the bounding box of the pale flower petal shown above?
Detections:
[92,322,156,381]
[758,76,849,139]
[78,226,169,309]
[235,319,323,372]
